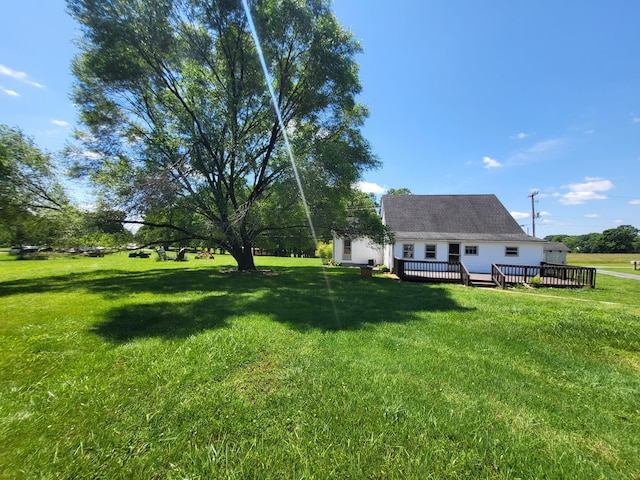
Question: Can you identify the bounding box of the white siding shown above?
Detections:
[461,243,542,273]
[333,236,383,265]
[391,241,447,262]
[391,239,544,274]
[383,243,394,269]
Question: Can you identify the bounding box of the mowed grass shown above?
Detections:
[568,252,640,277]
[1,253,639,479]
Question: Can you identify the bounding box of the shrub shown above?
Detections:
[316,241,333,263]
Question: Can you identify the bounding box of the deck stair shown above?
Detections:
[468,273,497,288]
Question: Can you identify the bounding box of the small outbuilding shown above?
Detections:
[543,242,571,265]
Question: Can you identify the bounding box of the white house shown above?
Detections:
[335,194,545,274]
[333,236,383,266]
[382,194,545,273]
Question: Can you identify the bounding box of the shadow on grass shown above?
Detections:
[0,264,473,340]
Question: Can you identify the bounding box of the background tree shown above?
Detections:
[68,0,380,270]
[386,187,412,195]
[545,225,639,253]
[0,125,70,246]
[331,190,393,246]
[73,206,134,248]
[598,225,638,253]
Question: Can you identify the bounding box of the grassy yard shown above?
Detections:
[567,253,640,265]
[567,253,640,277]
[1,252,639,479]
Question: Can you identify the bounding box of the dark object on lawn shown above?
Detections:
[195,250,215,260]
[361,266,373,278]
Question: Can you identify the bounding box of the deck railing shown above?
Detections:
[393,259,596,288]
[460,261,471,287]
[493,263,596,288]
[493,264,540,285]
[394,258,463,283]
[491,264,506,289]
[540,262,597,288]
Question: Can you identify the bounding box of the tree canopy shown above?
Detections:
[386,187,412,195]
[68,0,381,270]
[0,125,69,246]
[545,225,640,254]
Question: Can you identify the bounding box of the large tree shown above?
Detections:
[0,125,69,246]
[68,0,380,270]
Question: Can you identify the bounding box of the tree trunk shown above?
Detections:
[229,243,257,271]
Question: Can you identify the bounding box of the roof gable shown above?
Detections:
[381,194,541,242]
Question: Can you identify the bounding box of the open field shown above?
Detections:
[567,253,640,277]
[567,253,640,265]
[1,252,639,479]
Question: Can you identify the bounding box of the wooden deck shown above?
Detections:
[492,263,596,289]
[401,271,496,287]
[394,259,596,288]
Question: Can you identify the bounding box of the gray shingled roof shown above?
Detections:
[381,194,542,242]
[544,242,571,252]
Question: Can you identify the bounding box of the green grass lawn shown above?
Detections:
[1,252,639,479]
[567,252,640,264]
[566,253,640,277]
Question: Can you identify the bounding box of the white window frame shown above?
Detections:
[343,238,352,260]
[505,246,519,257]
[425,244,436,259]
[464,245,478,256]
[403,243,414,259]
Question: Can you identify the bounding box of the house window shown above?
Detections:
[465,246,478,255]
[505,246,519,257]
[425,244,436,259]
[403,244,414,259]
[343,239,351,260]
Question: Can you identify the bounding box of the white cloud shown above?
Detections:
[1,85,20,97]
[511,132,528,140]
[354,181,386,194]
[508,138,564,165]
[510,211,529,220]
[482,156,502,169]
[51,119,70,127]
[632,117,640,123]
[630,199,640,205]
[584,213,599,218]
[558,177,614,205]
[527,139,564,154]
[538,210,551,217]
[584,129,595,135]
[0,64,44,88]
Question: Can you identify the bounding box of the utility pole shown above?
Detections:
[528,190,539,237]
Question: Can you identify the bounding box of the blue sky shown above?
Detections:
[1,1,639,237]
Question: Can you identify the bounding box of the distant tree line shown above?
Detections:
[545,225,640,253]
